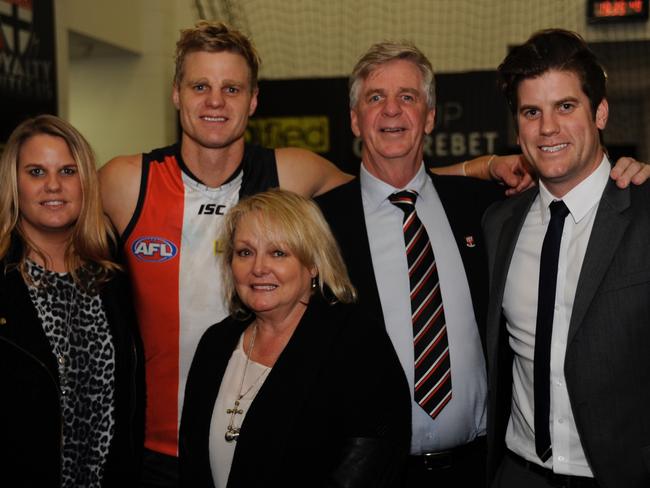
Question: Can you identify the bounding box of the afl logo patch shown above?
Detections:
[132,236,178,262]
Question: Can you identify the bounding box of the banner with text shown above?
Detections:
[1,0,57,147]
[247,71,509,174]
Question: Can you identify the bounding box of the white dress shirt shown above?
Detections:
[502,156,610,477]
[360,162,487,454]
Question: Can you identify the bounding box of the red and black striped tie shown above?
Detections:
[390,190,452,419]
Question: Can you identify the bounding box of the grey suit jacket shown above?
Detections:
[483,180,650,488]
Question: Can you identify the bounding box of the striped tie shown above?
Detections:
[390,190,452,419]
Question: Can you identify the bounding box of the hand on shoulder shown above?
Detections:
[430,153,536,196]
[609,156,650,188]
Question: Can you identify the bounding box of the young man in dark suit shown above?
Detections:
[484,29,650,488]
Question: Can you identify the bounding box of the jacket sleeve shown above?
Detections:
[325,307,411,488]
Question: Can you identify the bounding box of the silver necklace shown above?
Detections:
[224,324,270,442]
[28,262,78,397]
[56,280,78,397]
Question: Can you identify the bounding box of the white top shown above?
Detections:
[361,162,487,454]
[502,156,610,477]
[209,333,271,488]
[177,170,241,429]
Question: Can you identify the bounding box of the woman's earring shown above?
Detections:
[311,276,318,290]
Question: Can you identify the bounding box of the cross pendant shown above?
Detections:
[226,399,243,415]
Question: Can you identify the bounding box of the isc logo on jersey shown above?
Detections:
[198,203,226,215]
[132,236,178,262]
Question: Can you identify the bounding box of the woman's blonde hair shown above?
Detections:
[0,114,119,286]
[219,188,357,318]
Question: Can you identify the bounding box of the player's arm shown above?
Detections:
[276,147,354,197]
[609,156,650,188]
[432,153,650,193]
[432,154,535,195]
[98,154,143,236]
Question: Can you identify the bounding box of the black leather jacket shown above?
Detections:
[0,244,144,487]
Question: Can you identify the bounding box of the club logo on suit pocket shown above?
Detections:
[465,235,476,248]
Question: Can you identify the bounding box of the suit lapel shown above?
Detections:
[319,180,384,322]
[485,190,536,471]
[567,181,632,344]
[492,191,537,317]
[341,179,379,300]
[429,173,504,347]
[484,191,536,358]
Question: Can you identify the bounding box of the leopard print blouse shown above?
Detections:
[26,261,116,488]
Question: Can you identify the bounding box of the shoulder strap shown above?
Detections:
[239,144,280,198]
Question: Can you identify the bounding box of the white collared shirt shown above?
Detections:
[360,162,487,454]
[502,156,611,477]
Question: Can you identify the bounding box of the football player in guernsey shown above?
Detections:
[99,22,365,487]
[97,21,647,488]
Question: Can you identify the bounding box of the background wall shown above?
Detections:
[50,0,650,165]
[55,0,193,164]
[212,0,650,76]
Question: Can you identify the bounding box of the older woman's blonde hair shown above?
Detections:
[0,114,119,286]
[219,188,357,318]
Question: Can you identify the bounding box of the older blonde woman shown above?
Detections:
[180,189,410,488]
[0,115,143,487]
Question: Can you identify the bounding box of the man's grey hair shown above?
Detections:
[348,41,436,109]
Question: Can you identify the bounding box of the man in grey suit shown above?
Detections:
[484,29,650,488]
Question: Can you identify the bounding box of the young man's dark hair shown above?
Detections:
[497,29,607,119]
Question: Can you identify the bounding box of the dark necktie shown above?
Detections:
[389,190,452,419]
[534,199,570,462]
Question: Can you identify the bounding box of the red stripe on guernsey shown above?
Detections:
[124,154,185,456]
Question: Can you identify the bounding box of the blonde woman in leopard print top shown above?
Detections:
[0,115,144,487]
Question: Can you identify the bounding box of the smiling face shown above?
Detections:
[516,69,608,197]
[173,50,258,152]
[17,134,82,243]
[350,59,435,180]
[230,212,315,323]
